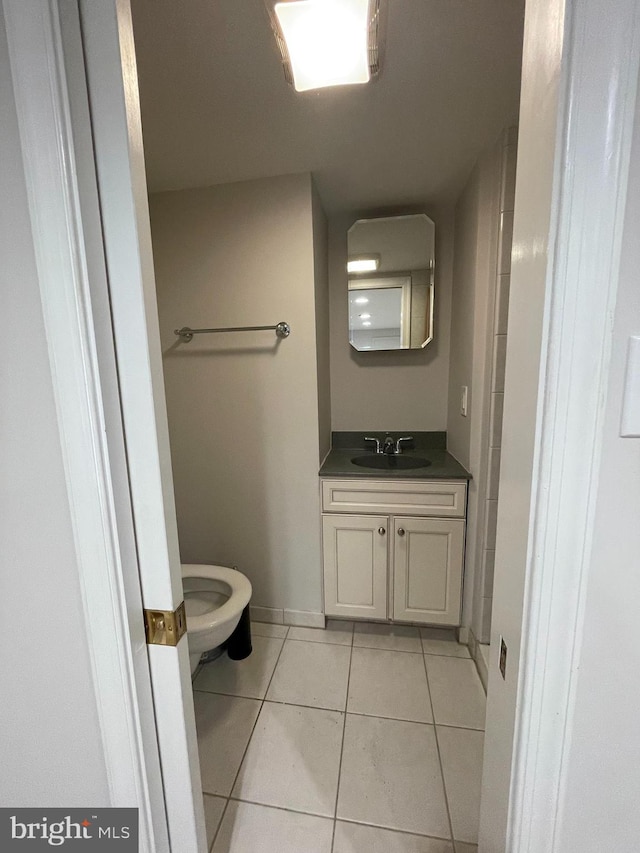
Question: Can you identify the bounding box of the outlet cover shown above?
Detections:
[621,336,640,436]
[461,385,468,417]
[499,637,507,679]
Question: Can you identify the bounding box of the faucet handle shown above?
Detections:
[364,436,382,454]
[394,436,414,454]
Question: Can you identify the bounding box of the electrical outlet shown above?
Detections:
[460,385,468,417]
[499,636,507,679]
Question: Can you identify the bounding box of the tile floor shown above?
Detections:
[194,621,486,853]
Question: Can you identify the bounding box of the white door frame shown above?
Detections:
[4,0,639,851]
[77,2,206,845]
[485,0,640,851]
[2,1,205,850]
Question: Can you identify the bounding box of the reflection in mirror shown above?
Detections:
[347,214,435,351]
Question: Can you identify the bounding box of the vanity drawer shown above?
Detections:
[321,479,467,518]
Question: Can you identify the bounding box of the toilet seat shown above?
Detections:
[181,563,252,635]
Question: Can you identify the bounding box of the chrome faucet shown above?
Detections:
[364,436,382,454]
[364,435,415,455]
[383,436,396,455]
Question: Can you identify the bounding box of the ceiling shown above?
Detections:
[130,0,524,214]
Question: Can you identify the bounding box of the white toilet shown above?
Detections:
[181,564,252,673]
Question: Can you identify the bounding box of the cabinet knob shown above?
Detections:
[397,527,405,536]
[378,526,386,535]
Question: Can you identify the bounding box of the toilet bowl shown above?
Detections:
[181,564,252,674]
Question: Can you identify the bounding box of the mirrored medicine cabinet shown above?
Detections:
[347,213,435,352]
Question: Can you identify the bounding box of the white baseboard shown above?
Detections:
[250,606,284,625]
[469,628,489,692]
[457,624,470,645]
[283,609,325,628]
[250,606,325,628]
[467,627,478,659]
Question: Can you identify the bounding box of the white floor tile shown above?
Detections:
[425,657,486,730]
[347,647,433,723]
[437,726,484,844]
[232,702,343,816]
[337,714,450,838]
[203,795,226,849]
[194,635,284,700]
[252,622,289,639]
[420,628,470,659]
[454,843,477,853]
[334,821,454,853]
[288,620,354,645]
[353,622,422,653]
[266,639,351,710]
[212,801,333,853]
[194,692,261,796]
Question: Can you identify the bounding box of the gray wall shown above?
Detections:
[447,129,517,643]
[446,134,504,641]
[151,174,327,614]
[312,181,332,463]
[446,145,502,471]
[0,14,109,806]
[328,208,454,431]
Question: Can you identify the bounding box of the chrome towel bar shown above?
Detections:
[174,321,291,343]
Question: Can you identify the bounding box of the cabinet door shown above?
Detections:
[322,514,388,620]
[392,517,464,625]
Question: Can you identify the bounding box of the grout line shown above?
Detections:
[330,639,353,853]
[436,722,486,736]
[227,795,334,821]
[222,796,455,845]
[421,648,472,659]
[208,638,288,851]
[422,651,456,847]
[193,695,483,732]
[283,636,353,649]
[207,796,229,853]
[201,792,228,853]
[338,708,434,726]
[221,795,457,846]
[352,642,423,654]
[333,815,454,844]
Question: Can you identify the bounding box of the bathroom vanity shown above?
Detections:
[319,433,470,627]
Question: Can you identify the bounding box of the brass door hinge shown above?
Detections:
[144,602,187,646]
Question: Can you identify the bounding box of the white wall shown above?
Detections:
[150,174,327,614]
[0,13,109,806]
[480,0,567,847]
[329,208,454,431]
[554,68,640,853]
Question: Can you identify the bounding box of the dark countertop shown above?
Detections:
[319,432,471,480]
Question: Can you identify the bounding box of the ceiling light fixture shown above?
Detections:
[347,254,380,273]
[269,0,382,93]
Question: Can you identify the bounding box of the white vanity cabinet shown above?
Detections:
[321,479,467,626]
